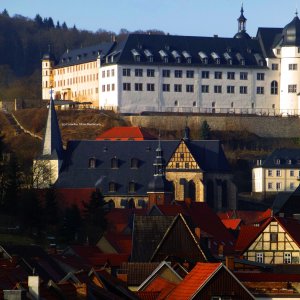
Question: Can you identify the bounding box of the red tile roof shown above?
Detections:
[135,291,161,300]
[104,232,132,254]
[218,209,272,225]
[167,263,222,300]
[222,219,242,230]
[144,276,178,299]
[96,127,156,141]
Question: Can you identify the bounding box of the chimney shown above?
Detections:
[28,276,39,300]
[225,256,235,271]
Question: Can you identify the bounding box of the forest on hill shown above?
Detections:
[0,9,164,101]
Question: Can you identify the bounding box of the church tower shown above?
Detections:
[147,142,173,208]
[33,93,64,188]
[42,47,55,100]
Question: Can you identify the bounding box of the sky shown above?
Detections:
[1,0,299,37]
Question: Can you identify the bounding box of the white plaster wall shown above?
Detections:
[252,167,263,192]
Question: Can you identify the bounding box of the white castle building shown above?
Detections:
[42,7,300,115]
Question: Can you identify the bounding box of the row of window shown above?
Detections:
[102,84,115,92]
[88,157,139,169]
[267,169,300,177]
[267,182,296,190]
[102,69,115,78]
[108,181,136,193]
[122,82,278,95]
[256,252,292,264]
[53,73,99,87]
[122,68,265,80]
[53,61,98,75]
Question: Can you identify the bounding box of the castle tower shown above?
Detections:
[33,93,64,188]
[278,12,300,115]
[147,141,173,207]
[42,47,55,100]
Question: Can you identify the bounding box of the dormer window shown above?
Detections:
[131,158,139,169]
[236,53,245,65]
[128,181,136,193]
[287,159,292,165]
[182,51,192,64]
[199,51,208,64]
[275,159,280,165]
[131,49,141,62]
[108,182,116,192]
[211,52,220,64]
[159,50,168,63]
[144,49,153,62]
[224,52,232,65]
[171,50,181,63]
[88,158,96,168]
[111,157,119,169]
[254,53,264,66]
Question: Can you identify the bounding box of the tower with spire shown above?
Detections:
[234,4,251,39]
[33,92,64,188]
[147,141,173,208]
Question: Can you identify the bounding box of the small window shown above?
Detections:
[111,157,119,169]
[268,182,273,190]
[276,169,281,176]
[123,83,131,91]
[284,252,292,264]
[135,83,143,91]
[147,69,155,77]
[227,86,234,94]
[131,158,139,169]
[147,83,155,91]
[288,84,297,93]
[257,87,264,94]
[290,170,294,176]
[88,158,96,168]
[256,252,264,263]
[174,100,179,106]
[123,68,131,76]
[257,73,265,80]
[276,182,281,190]
[186,70,194,78]
[270,233,278,242]
[214,71,222,79]
[289,64,297,71]
[162,69,170,77]
[240,86,247,94]
[214,85,222,93]
[202,71,209,79]
[162,84,170,92]
[271,81,278,95]
[135,68,143,77]
[227,72,235,80]
[108,182,116,192]
[240,72,248,80]
[129,181,135,193]
[268,169,272,177]
[174,84,182,92]
[186,84,194,93]
[272,64,278,70]
[175,70,182,78]
[201,85,209,93]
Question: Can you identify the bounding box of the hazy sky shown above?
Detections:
[1,0,299,37]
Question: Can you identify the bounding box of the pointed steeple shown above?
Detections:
[153,140,165,176]
[42,90,63,158]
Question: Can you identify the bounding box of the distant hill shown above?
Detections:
[0,9,164,102]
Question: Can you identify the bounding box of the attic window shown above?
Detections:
[270,233,278,242]
[131,158,139,169]
[111,157,119,169]
[128,181,136,193]
[254,53,264,66]
[131,49,141,62]
[182,51,192,63]
[198,51,208,64]
[287,159,292,165]
[159,50,168,63]
[224,52,232,65]
[236,53,245,65]
[211,52,220,64]
[171,50,181,63]
[275,159,280,165]
[108,182,116,192]
[144,49,153,62]
[88,158,96,168]
[77,55,81,60]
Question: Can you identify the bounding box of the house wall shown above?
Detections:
[244,221,300,264]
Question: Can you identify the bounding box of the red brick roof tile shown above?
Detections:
[96,127,156,141]
[144,276,178,299]
[167,263,222,300]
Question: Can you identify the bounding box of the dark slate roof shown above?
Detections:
[56,42,115,68]
[54,140,231,194]
[131,215,174,262]
[42,98,63,159]
[256,27,283,58]
[257,148,300,169]
[103,33,267,68]
[282,16,300,46]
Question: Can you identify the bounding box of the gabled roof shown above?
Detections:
[138,261,183,291]
[235,216,300,254]
[222,218,242,230]
[167,262,254,300]
[143,276,178,299]
[96,126,156,141]
[131,215,174,262]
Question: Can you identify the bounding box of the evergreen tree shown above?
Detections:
[200,120,212,140]
[34,14,43,27]
[62,22,68,30]
[82,189,107,244]
[56,21,60,29]
[2,9,9,17]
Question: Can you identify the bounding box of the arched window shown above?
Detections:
[111,157,119,169]
[271,80,278,95]
[88,158,96,168]
[131,158,139,169]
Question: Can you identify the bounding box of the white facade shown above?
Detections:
[42,12,300,115]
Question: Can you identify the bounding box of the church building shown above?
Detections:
[34,97,237,211]
[42,7,300,115]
